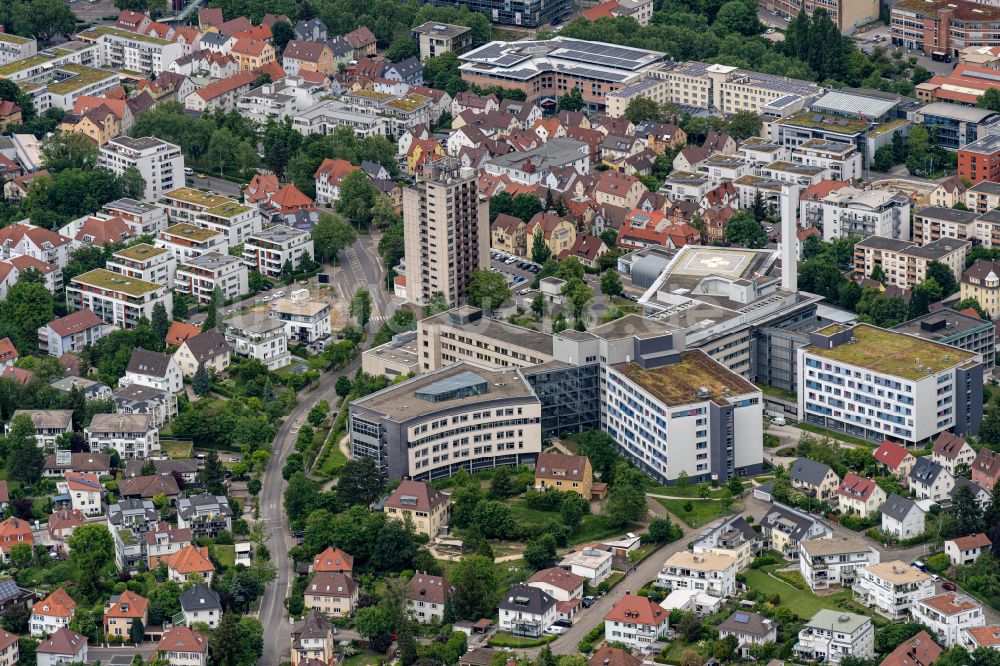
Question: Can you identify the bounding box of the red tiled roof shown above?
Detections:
[158,626,207,654]
[879,631,942,666]
[950,533,992,550]
[105,590,149,619]
[315,158,358,186]
[166,321,201,347]
[837,473,879,501]
[528,567,586,592]
[932,432,969,461]
[75,216,134,246]
[0,338,17,365]
[312,546,353,572]
[875,440,912,469]
[583,0,619,19]
[800,180,852,201]
[193,70,257,101]
[167,545,215,575]
[34,589,76,618]
[270,184,314,210]
[604,595,668,626]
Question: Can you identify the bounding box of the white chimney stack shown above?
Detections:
[780,183,800,292]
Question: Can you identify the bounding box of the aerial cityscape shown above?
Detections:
[0,1,998,666]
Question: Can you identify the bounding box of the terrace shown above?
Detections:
[114,243,168,261]
[806,324,976,380]
[613,350,758,407]
[385,94,430,112]
[164,187,232,208]
[780,111,870,134]
[0,54,52,77]
[79,25,172,46]
[0,33,32,45]
[163,223,222,243]
[73,269,162,296]
[205,202,251,218]
[46,65,117,95]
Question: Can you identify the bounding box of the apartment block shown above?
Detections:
[853,236,968,290]
[349,362,542,481]
[853,561,934,620]
[891,0,1000,58]
[0,33,36,65]
[38,309,110,357]
[67,269,172,330]
[893,310,996,371]
[912,593,986,647]
[403,158,488,306]
[656,551,738,597]
[819,187,911,242]
[156,223,228,263]
[85,413,160,460]
[222,314,290,370]
[798,324,983,446]
[176,252,248,303]
[78,25,183,74]
[792,139,863,181]
[161,187,260,246]
[961,259,1000,318]
[411,22,473,61]
[242,225,314,278]
[794,610,874,664]
[798,536,879,591]
[958,135,1000,184]
[106,243,176,289]
[268,291,331,344]
[98,137,185,202]
[762,0,876,32]
[102,199,170,236]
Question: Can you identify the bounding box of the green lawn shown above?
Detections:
[656,498,732,527]
[214,545,235,567]
[645,483,727,499]
[795,422,873,447]
[162,440,193,458]
[488,631,557,648]
[507,500,624,545]
[743,566,885,623]
[339,651,386,666]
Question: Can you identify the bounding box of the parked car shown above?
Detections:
[544,626,565,635]
[943,581,957,591]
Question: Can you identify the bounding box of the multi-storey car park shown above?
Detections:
[797,324,983,447]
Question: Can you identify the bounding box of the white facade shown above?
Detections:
[176,253,248,304]
[222,314,290,370]
[160,188,261,247]
[0,34,37,66]
[106,243,176,289]
[656,551,738,597]
[99,137,185,202]
[558,548,612,586]
[268,291,331,344]
[881,501,926,540]
[81,26,184,75]
[798,538,879,591]
[122,359,183,395]
[243,225,314,278]
[853,561,935,620]
[794,611,874,664]
[85,414,160,460]
[819,187,911,242]
[237,76,325,125]
[791,140,862,182]
[155,224,229,263]
[66,269,173,330]
[912,594,986,647]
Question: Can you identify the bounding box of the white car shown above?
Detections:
[274,290,285,298]
[544,626,565,635]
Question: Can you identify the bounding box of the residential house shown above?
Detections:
[310,546,353,574]
[944,534,992,566]
[909,458,955,502]
[881,631,943,666]
[527,567,585,602]
[172,329,230,377]
[799,536,879,591]
[58,472,104,516]
[962,625,1000,650]
[38,310,110,357]
[557,234,608,267]
[853,560,934,619]
[972,448,1000,492]
[35,628,87,666]
[836,474,887,518]
[560,548,612,585]
[406,573,453,624]
[145,524,193,567]
[603,594,669,650]
[103,591,149,642]
[85,413,159,460]
[290,610,333,666]
[527,211,576,258]
[383,480,449,539]
[177,493,232,539]
[499,584,557,638]
[717,611,777,658]
[30,589,76,637]
[760,502,832,558]
[0,517,32,563]
[166,545,215,584]
[794,610,874,663]
[534,453,593,498]
[119,475,181,503]
[875,440,917,481]
[491,214,527,257]
[8,410,72,448]
[657,551,738,597]
[691,515,759,571]
[156,626,208,666]
[48,509,86,550]
[180,584,222,629]
[304,572,357,617]
[880,493,926,540]
[790,458,841,501]
[344,27,376,57]
[121,348,183,394]
[313,158,358,205]
[113,384,177,428]
[912,593,986,647]
[588,646,640,666]
[932,433,976,476]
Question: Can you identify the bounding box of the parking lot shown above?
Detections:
[490,250,541,291]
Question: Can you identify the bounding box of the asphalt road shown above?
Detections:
[331,230,397,326]
[187,174,244,198]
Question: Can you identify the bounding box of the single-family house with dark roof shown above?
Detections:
[790,458,840,500]
[909,458,955,502]
[881,493,925,540]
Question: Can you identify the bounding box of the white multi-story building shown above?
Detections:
[912,593,986,647]
[30,590,75,638]
[99,137,185,202]
[559,548,613,586]
[604,350,763,484]
[854,236,968,290]
[102,199,170,236]
[85,413,160,460]
[799,536,879,591]
[160,188,261,246]
[268,290,331,344]
[35,627,87,666]
[603,595,670,650]
[498,585,556,638]
[791,139,862,182]
[0,33,36,65]
[794,610,874,664]
[38,309,110,357]
[797,324,983,447]
[909,458,956,502]
[236,75,325,125]
[176,253,248,304]
[106,243,176,288]
[156,224,228,263]
[222,313,290,370]
[853,560,935,620]
[818,186,911,242]
[243,225,314,278]
[66,269,172,330]
[57,472,104,516]
[156,627,208,666]
[78,26,183,75]
[657,551,738,597]
[8,410,72,449]
[121,349,183,395]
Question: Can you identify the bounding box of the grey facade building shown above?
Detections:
[421,0,570,28]
[893,310,995,370]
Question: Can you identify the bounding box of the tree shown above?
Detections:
[336,170,379,227]
[42,132,98,172]
[726,110,763,141]
[713,635,739,662]
[130,617,144,644]
[647,517,680,544]
[6,413,43,486]
[714,0,760,35]
[466,270,511,313]
[451,555,498,620]
[557,87,584,112]
[335,376,352,398]
[212,613,241,666]
[151,302,170,343]
[67,524,115,601]
[979,407,1000,450]
[563,279,594,324]
[424,292,450,317]
[979,88,1000,112]
[120,167,146,200]
[531,228,551,264]
[370,195,399,230]
[607,463,647,527]
[948,483,983,538]
[202,286,222,332]
[601,270,623,299]
[909,277,943,319]
[524,533,558,569]
[312,212,357,263]
[875,623,936,654]
[173,292,191,320]
[385,35,418,61]
[271,20,295,50]
[11,0,75,42]
[926,261,959,296]
[355,606,392,639]
[531,292,545,318]
[1,275,54,353]
[201,450,226,495]
[192,363,212,396]
[957,297,989,319]
[350,287,372,328]
[624,97,662,124]
[336,457,386,507]
[725,210,768,248]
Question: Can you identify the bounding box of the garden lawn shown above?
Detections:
[162,439,194,458]
[507,500,624,545]
[656,498,731,527]
[743,566,886,623]
[214,545,235,567]
[339,651,385,666]
[645,483,727,499]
